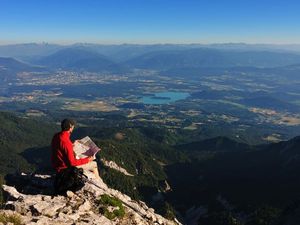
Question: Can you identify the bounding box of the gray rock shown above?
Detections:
[66,190,75,198]
[1,171,181,225]
[78,200,91,212]
[32,199,65,217]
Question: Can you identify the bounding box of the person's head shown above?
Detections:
[61,118,76,132]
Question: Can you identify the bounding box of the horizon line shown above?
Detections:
[1,41,300,47]
[0,41,300,46]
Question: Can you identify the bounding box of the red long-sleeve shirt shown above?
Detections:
[51,131,89,173]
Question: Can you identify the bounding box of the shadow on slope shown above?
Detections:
[20,146,53,174]
[166,136,300,214]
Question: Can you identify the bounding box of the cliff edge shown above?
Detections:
[0,169,180,225]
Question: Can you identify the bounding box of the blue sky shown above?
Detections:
[1,0,300,45]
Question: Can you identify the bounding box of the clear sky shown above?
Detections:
[1,0,300,45]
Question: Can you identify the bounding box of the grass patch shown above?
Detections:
[95,194,125,220]
[0,212,22,225]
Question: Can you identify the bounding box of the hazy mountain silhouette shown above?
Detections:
[37,48,129,73]
[0,57,46,82]
[0,43,63,61]
[126,48,300,70]
[0,57,40,71]
[1,43,300,61]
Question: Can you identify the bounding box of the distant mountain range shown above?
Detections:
[35,47,300,73]
[1,42,300,53]
[1,44,300,75]
[1,42,300,65]
[126,48,300,69]
[35,48,129,73]
[0,43,63,62]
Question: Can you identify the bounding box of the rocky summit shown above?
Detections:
[0,170,180,225]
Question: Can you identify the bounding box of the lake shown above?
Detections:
[141,92,190,105]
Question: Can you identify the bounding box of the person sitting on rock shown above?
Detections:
[51,118,99,194]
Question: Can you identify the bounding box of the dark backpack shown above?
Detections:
[54,167,87,195]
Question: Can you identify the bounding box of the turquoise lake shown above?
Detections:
[141,92,190,105]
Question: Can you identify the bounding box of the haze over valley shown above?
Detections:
[1,44,300,144]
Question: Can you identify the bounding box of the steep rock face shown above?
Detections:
[101,159,134,176]
[1,171,180,225]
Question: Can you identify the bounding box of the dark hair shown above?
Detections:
[61,118,76,131]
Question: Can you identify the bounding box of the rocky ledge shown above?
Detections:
[1,171,180,225]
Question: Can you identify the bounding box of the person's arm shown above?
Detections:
[62,139,90,166]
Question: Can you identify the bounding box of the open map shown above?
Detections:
[73,136,101,158]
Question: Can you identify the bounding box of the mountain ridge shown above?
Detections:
[0,57,47,82]
[36,48,129,73]
[1,43,300,64]
[175,136,253,153]
[126,48,300,70]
